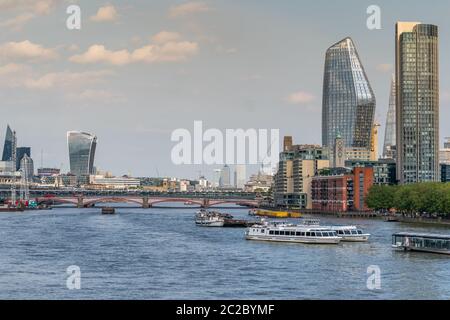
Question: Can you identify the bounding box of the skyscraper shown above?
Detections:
[67,131,97,177]
[2,125,14,162]
[322,37,376,151]
[383,76,397,159]
[219,164,231,188]
[396,22,440,183]
[16,147,31,171]
[20,154,34,182]
[234,165,246,189]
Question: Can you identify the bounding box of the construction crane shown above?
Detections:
[10,130,17,206]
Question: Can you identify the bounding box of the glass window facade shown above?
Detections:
[2,125,14,162]
[396,23,439,184]
[383,76,397,159]
[67,131,97,177]
[322,38,376,151]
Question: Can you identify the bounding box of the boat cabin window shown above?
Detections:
[357,230,363,235]
[306,232,311,237]
[269,231,274,235]
[344,230,351,235]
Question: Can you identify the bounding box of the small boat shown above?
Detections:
[245,221,341,244]
[392,232,450,255]
[102,207,116,215]
[195,210,225,227]
[329,226,370,242]
[385,216,399,222]
[223,218,260,228]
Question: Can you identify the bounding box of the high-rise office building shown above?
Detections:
[370,123,380,161]
[16,147,31,171]
[2,125,15,162]
[322,37,376,151]
[396,22,440,184]
[20,154,34,182]
[274,138,329,209]
[67,131,97,177]
[440,138,450,164]
[383,76,397,159]
[219,164,231,188]
[234,165,246,189]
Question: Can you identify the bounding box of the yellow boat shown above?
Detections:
[254,209,302,219]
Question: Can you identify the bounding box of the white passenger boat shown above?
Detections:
[330,226,370,242]
[245,221,341,244]
[195,210,225,227]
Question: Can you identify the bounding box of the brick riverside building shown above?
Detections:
[311,167,374,212]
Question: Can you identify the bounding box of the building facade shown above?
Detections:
[383,76,397,159]
[16,147,31,171]
[441,164,450,182]
[234,164,246,189]
[312,167,374,212]
[396,22,440,184]
[219,165,231,188]
[19,154,34,182]
[322,37,376,153]
[67,131,97,177]
[1,125,15,162]
[274,139,329,209]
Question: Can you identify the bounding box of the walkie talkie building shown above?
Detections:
[67,131,97,176]
[322,37,376,150]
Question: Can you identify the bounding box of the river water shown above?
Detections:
[0,204,449,300]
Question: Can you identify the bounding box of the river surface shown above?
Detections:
[0,204,449,300]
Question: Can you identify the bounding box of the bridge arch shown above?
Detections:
[83,197,143,207]
[149,198,204,207]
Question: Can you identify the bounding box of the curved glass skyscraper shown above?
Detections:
[322,37,376,150]
[67,131,97,176]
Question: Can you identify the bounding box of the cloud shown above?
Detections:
[90,5,119,22]
[0,40,58,61]
[0,64,114,90]
[0,13,34,31]
[152,31,181,44]
[286,91,316,104]
[24,70,114,89]
[376,63,393,73]
[70,34,199,66]
[0,0,58,12]
[68,89,126,104]
[169,1,210,18]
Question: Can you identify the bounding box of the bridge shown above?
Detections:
[34,195,260,209]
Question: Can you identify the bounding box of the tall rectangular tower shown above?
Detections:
[396,22,440,183]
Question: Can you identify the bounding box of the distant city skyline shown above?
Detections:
[1,1,450,179]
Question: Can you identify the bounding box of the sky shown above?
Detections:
[1,0,450,180]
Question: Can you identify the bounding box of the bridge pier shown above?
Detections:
[201,199,210,208]
[77,196,84,208]
[142,196,150,209]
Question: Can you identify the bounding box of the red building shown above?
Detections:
[311,167,374,212]
[352,167,374,211]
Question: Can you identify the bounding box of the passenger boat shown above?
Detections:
[297,219,370,242]
[329,226,370,242]
[392,232,450,255]
[251,209,302,219]
[195,210,225,227]
[245,221,341,244]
